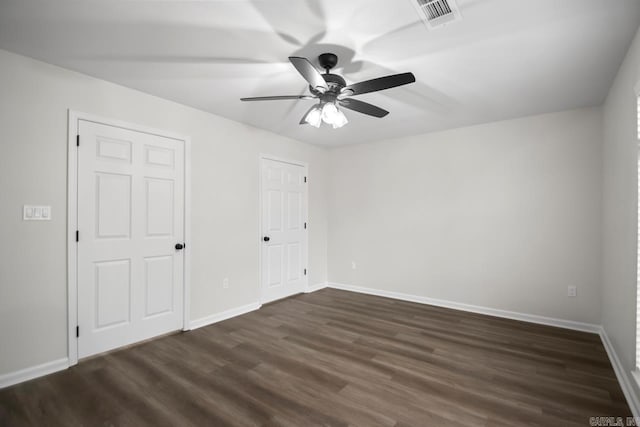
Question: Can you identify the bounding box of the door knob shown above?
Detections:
[263,236,270,242]
[175,243,184,250]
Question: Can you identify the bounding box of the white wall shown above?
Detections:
[0,49,328,377]
[602,26,640,397]
[327,107,603,324]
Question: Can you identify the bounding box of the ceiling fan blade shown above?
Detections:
[241,95,316,101]
[342,72,416,96]
[289,56,329,91]
[339,98,389,118]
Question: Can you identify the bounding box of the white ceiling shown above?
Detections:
[1,0,639,146]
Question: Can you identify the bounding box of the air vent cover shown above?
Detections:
[412,0,462,30]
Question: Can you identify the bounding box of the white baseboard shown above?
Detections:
[0,357,69,389]
[326,282,601,334]
[189,302,261,330]
[599,327,640,417]
[306,282,328,293]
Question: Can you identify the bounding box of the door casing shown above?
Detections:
[67,110,191,366]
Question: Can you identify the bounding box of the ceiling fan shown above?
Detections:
[240,53,416,129]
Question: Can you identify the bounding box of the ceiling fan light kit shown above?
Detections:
[241,53,416,130]
[301,102,348,129]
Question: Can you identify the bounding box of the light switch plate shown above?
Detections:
[24,205,51,221]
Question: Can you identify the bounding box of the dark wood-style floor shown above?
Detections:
[0,288,630,426]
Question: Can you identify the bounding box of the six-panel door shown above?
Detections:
[261,158,307,303]
[77,120,185,358]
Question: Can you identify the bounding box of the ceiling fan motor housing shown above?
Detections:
[310,53,346,100]
[310,73,346,99]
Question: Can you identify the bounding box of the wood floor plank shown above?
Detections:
[0,289,630,426]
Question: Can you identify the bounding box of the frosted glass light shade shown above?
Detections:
[332,110,348,129]
[304,106,322,128]
[321,103,339,124]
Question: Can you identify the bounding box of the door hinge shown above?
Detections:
[76,230,79,242]
[304,176,307,183]
[304,222,307,229]
[304,268,307,275]
[76,135,80,147]
[76,326,79,337]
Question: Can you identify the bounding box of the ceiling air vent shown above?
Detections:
[412,0,462,30]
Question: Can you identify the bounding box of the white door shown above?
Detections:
[261,158,308,303]
[77,120,185,358]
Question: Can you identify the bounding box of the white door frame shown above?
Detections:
[67,110,191,366]
[258,154,309,304]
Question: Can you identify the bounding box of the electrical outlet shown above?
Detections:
[223,278,229,289]
[567,286,577,297]
[351,261,357,270]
